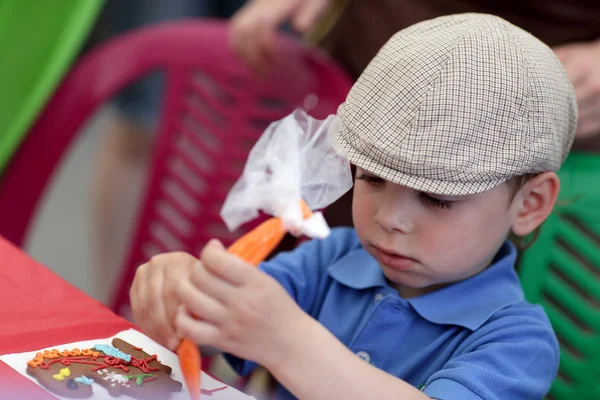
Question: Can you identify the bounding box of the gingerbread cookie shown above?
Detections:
[26,339,182,399]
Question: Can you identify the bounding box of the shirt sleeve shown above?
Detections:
[225,227,359,377]
[423,307,560,400]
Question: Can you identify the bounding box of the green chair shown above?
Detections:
[0,0,104,173]
[519,153,600,400]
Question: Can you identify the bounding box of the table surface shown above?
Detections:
[0,236,133,399]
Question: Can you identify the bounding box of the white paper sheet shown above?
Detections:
[0,329,256,400]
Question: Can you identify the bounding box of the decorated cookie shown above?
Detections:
[26,339,182,399]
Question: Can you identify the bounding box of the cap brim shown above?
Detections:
[334,131,509,196]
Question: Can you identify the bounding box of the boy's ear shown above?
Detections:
[511,172,560,236]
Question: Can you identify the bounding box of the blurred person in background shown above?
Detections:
[90,0,246,302]
[229,0,600,228]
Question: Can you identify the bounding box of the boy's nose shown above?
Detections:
[373,187,413,234]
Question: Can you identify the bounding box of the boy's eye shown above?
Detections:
[356,173,384,185]
[419,192,456,210]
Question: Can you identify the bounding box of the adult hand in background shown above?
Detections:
[229,0,331,73]
[555,39,600,139]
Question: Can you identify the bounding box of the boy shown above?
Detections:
[130,14,576,399]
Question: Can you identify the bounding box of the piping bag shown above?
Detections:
[177,110,353,400]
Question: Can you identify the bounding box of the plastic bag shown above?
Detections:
[220,109,353,238]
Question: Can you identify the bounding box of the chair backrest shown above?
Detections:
[0,20,352,317]
[519,153,600,400]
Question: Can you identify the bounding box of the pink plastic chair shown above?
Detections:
[0,21,352,318]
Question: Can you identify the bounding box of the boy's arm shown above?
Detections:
[267,307,556,400]
[268,312,431,400]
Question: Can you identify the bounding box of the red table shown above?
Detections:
[0,236,133,399]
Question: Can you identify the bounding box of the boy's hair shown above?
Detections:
[506,173,538,199]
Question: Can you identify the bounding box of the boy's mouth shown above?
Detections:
[372,245,417,271]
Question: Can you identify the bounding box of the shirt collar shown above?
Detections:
[327,239,524,331]
[328,246,388,289]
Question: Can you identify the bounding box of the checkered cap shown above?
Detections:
[334,13,578,195]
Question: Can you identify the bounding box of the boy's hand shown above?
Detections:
[129,252,197,350]
[175,240,307,369]
[229,0,331,73]
[554,39,600,139]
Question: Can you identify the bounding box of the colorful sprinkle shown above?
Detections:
[52,367,71,381]
[75,376,94,385]
[125,373,156,386]
[102,371,130,384]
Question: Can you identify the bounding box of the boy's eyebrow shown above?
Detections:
[422,191,466,199]
[357,167,380,177]
[358,168,467,199]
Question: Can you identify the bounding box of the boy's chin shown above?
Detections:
[382,270,451,298]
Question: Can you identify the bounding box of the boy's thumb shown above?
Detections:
[200,239,225,259]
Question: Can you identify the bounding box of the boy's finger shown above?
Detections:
[189,260,237,305]
[175,307,221,348]
[164,261,192,329]
[135,264,157,336]
[200,240,254,286]
[129,263,146,324]
[178,280,228,326]
[146,268,178,348]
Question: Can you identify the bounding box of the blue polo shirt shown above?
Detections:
[226,228,559,399]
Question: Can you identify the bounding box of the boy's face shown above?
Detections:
[352,168,521,298]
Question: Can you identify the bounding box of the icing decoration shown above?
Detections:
[28,353,159,375]
[124,373,157,386]
[131,354,158,372]
[100,371,131,388]
[102,371,129,384]
[94,344,132,362]
[132,346,143,351]
[202,386,228,395]
[41,356,107,371]
[27,344,164,390]
[27,348,100,368]
[26,340,183,398]
[52,367,71,381]
[75,376,94,385]
[96,356,131,372]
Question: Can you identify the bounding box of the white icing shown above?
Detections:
[102,371,130,384]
